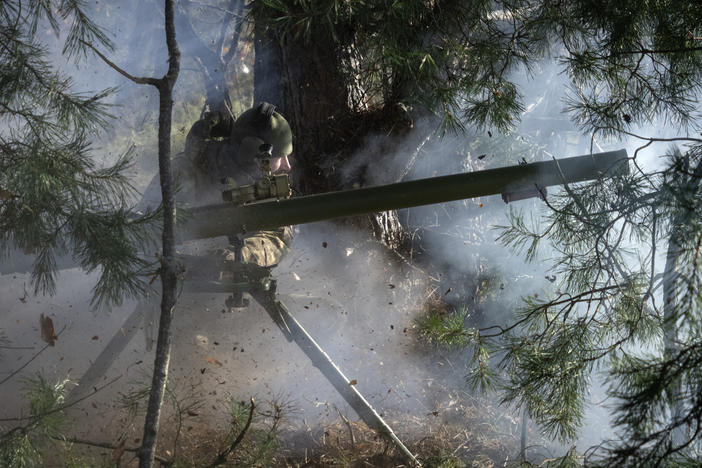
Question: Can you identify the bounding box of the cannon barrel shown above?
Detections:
[181,149,628,241]
[0,150,628,274]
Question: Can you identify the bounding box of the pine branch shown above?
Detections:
[0,375,121,424]
[0,325,67,386]
[79,40,159,86]
[53,436,171,465]
[605,46,702,58]
[207,398,255,467]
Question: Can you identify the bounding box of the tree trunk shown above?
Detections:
[138,1,180,466]
[662,157,702,447]
[251,7,408,249]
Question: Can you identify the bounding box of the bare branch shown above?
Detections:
[54,436,171,465]
[0,324,67,386]
[207,398,255,467]
[80,40,159,86]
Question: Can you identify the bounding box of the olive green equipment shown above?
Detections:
[181,149,628,241]
[220,144,292,205]
[231,102,293,159]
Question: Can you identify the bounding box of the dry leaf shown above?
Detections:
[348,379,357,386]
[111,440,126,462]
[0,188,12,200]
[205,356,222,367]
[40,314,58,346]
[91,335,99,340]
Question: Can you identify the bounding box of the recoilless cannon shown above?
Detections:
[2,149,629,466]
[182,149,628,240]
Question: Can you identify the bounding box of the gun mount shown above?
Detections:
[181,149,628,241]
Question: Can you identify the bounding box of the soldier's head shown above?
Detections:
[231,102,293,173]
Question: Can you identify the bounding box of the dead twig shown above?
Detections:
[0,324,67,386]
[335,406,356,448]
[52,435,171,465]
[207,397,255,467]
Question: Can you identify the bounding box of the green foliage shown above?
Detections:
[0,374,71,467]
[0,0,157,308]
[217,397,285,467]
[543,447,582,467]
[254,0,549,132]
[416,306,473,349]
[494,115,702,463]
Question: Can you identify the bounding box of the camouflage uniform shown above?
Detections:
[137,107,293,268]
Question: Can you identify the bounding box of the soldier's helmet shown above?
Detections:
[232,102,293,163]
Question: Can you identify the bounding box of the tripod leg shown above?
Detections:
[68,299,154,400]
[250,289,420,466]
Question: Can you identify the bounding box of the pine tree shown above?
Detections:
[0,0,156,308]
[489,2,702,465]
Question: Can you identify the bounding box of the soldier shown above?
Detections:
[138,102,294,267]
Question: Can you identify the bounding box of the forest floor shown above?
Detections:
[2,221,553,467]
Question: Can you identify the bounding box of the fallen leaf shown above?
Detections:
[388,284,396,289]
[477,154,486,160]
[92,335,99,340]
[322,241,328,248]
[40,314,58,346]
[0,188,12,200]
[293,272,301,281]
[348,379,357,386]
[205,356,222,367]
[112,440,126,462]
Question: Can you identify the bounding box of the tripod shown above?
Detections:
[70,255,420,465]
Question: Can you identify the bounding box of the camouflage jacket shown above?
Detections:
[136,122,292,268]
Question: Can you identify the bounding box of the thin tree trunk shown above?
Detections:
[138,1,180,466]
[662,157,702,447]
[662,230,684,445]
